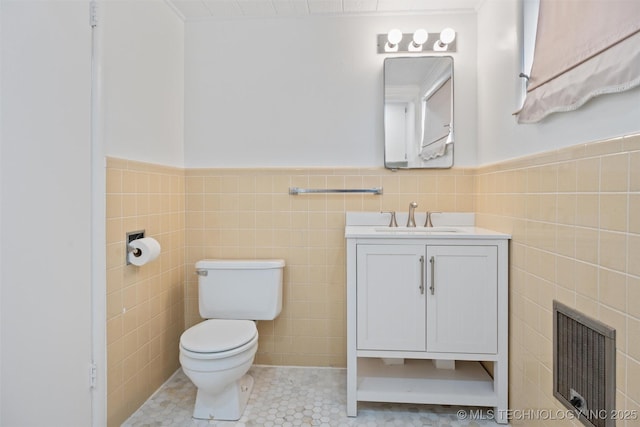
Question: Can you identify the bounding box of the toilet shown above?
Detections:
[179,259,285,420]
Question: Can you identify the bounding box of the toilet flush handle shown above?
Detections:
[195,270,208,276]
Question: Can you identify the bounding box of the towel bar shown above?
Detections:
[289,187,383,195]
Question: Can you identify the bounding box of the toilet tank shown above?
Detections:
[195,259,285,320]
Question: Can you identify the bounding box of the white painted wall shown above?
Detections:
[184,13,478,168]
[1,1,93,425]
[101,0,185,168]
[476,0,640,165]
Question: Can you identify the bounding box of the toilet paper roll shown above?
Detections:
[128,237,161,266]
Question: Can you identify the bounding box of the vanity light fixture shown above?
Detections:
[377,28,456,53]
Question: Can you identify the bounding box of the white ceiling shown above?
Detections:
[167,0,484,20]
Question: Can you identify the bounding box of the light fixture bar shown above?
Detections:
[377,31,457,54]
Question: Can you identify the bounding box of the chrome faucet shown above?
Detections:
[406,202,418,227]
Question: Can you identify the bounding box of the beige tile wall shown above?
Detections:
[475,134,640,426]
[108,132,640,426]
[184,167,475,367]
[106,158,185,427]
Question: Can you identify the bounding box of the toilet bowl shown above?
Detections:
[179,259,284,421]
[179,319,259,420]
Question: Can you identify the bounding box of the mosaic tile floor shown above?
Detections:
[122,365,503,427]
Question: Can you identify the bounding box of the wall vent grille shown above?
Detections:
[553,301,616,427]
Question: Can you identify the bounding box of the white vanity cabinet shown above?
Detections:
[345,213,510,424]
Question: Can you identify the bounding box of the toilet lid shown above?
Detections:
[180,319,257,353]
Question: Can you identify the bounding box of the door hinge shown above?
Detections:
[89,362,97,389]
[89,2,98,28]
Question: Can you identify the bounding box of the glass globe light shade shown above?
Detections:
[387,29,403,46]
[412,29,429,46]
[439,28,456,45]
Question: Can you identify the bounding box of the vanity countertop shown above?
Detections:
[345,225,511,239]
[344,212,511,240]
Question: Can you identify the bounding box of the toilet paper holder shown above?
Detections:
[126,230,145,265]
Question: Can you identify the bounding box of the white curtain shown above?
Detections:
[517,0,640,123]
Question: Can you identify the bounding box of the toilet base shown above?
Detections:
[192,374,254,421]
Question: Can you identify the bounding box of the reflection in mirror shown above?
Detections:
[384,56,453,169]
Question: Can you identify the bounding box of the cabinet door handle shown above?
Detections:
[429,256,435,295]
[419,255,425,294]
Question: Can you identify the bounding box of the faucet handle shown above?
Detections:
[425,211,442,227]
[380,211,398,227]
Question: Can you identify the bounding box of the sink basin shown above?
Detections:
[374,226,461,233]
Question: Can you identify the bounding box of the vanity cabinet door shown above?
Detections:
[425,245,498,354]
[356,244,426,351]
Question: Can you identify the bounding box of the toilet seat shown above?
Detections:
[180,319,257,358]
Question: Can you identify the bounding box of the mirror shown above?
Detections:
[384,56,454,169]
